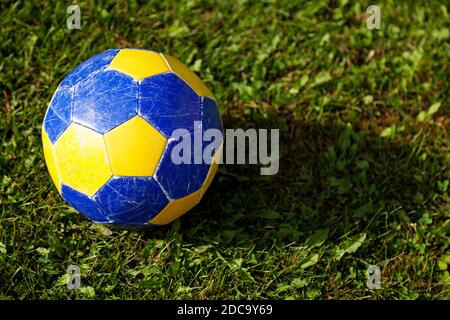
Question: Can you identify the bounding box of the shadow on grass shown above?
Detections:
[143,113,443,248]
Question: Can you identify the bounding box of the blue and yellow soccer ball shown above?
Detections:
[42,49,223,227]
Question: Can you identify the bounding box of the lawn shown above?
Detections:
[0,0,449,299]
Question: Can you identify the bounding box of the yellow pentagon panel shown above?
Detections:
[162,54,214,99]
[42,128,62,193]
[200,143,223,198]
[104,116,167,177]
[55,123,112,196]
[150,189,201,225]
[108,49,170,80]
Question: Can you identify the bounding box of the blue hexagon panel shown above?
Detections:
[60,49,119,88]
[155,130,210,200]
[43,86,74,144]
[73,70,138,134]
[93,176,169,224]
[138,72,202,138]
[61,184,109,223]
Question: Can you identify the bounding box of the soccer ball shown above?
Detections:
[42,48,223,227]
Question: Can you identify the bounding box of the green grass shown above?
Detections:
[0,0,449,299]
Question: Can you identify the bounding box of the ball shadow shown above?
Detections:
[143,113,443,249]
